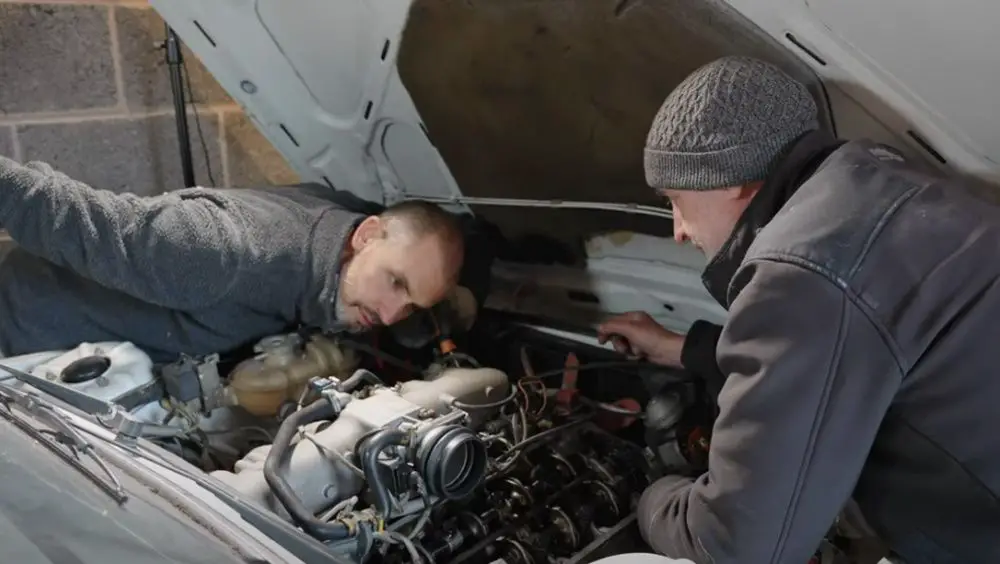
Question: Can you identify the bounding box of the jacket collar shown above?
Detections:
[701,130,845,307]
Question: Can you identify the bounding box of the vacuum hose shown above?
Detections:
[359,428,409,520]
[338,368,384,392]
[264,398,352,540]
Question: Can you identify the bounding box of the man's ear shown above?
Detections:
[350,216,386,252]
[737,180,764,201]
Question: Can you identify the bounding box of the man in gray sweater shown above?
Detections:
[0,157,464,362]
[599,56,1000,562]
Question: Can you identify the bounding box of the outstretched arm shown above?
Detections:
[637,259,902,563]
[596,310,727,401]
[0,156,249,310]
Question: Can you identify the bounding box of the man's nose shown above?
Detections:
[378,297,412,326]
[673,218,689,244]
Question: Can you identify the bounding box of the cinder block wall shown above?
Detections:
[0,0,300,198]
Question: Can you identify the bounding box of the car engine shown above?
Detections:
[6,318,874,563]
[9,324,678,563]
[199,332,662,564]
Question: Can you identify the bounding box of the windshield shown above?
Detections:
[0,415,255,564]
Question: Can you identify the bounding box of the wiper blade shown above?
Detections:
[0,360,113,413]
[0,383,128,504]
[0,362,146,440]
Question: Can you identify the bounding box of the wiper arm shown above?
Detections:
[0,361,146,440]
[0,383,128,504]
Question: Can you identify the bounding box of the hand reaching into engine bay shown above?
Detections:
[596,312,685,368]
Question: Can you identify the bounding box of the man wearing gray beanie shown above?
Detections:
[598,56,1000,563]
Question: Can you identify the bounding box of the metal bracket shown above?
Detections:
[96,405,146,441]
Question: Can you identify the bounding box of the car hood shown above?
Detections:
[147,0,470,211]
[148,0,999,208]
[0,406,292,563]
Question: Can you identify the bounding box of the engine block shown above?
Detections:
[389,421,653,564]
[211,366,510,516]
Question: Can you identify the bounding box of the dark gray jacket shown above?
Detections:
[638,131,1000,563]
[0,156,365,362]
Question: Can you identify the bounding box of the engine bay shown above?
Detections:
[1,310,872,563]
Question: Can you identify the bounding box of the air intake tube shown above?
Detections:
[411,424,487,500]
[359,423,488,520]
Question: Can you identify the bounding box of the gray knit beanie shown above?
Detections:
[644,56,819,190]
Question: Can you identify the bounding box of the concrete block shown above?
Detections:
[116,6,233,111]
[17,111,223,196]
[0,4,118,114]
[224,111,300,187]
[0,127,14,160]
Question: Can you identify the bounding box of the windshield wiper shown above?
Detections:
[0,362,146,440]
[0,381,129,504]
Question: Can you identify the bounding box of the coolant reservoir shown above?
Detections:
[225,334,358,417]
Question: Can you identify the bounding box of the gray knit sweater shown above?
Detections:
[0,156,365,362]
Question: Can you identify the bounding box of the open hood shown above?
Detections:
[148,0,998,338]
[147,0,458,208]
[148,0,1000,209]
[723,0,1000,184]
[147,0,690,223]
[150,0,1000,209]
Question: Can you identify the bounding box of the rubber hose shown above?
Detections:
[360,428,408,519]
[263,398,352,540]
[338,368,384,392]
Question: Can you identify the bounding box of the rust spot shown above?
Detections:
[605,230,634,246]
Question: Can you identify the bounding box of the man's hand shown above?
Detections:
[596,311,685,367]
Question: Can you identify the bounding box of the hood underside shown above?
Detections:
[149,0,999,243]
[147,0,826,244]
